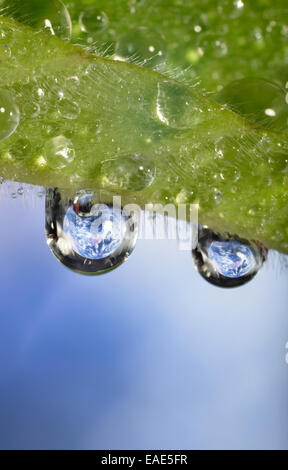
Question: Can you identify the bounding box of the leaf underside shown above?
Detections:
[0,0,288,253]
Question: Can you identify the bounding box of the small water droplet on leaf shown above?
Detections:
[115,27,167,68]
[79,8,108,34]
[44,135,75,170]
[215,78,288,133]
[0,88,20,141]
[101,153,156,191]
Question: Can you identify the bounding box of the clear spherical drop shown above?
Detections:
[23,101,41,118]
[79,8,108,34]
[0,89,20,141]
[101,153,156,191]
[0,0,72,40]
[115,28,167,68]
[192,227,267,288]
[44,135,75,170]
[214,78,288,133]
[57,98,80,120]
[45,188,138,274]
[9,138,31,160]
[156,80,204,129]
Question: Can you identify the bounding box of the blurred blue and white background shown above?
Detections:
[0,190,287,450]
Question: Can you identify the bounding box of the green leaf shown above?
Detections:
[0,1,288,255]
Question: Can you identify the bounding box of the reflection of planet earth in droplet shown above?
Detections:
[63,204,125,259]
[208,240,256,278]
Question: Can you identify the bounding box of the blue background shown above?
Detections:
[0,192,287,449]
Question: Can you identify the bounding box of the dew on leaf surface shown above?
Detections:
[156,80,205,129]
[115,27,167,68]
[215,78,288,133]
[101,153,156,191]
[44,135,75,170]
[79,8,108,34]
[0,88,20,141]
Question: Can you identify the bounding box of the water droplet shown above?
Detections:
[44,135,75,170]
[9,138,31,160]
[215,78,288,132]
[45,188,138,274]
[57,98,80,120]
[192,227,267,288]
[101,153,155,191]
[0,89,20,141]
[79,8,108,34]
[156,80,205,129]
[115,27,167,68]
[23,101,41,118]
[0,0,72,40]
